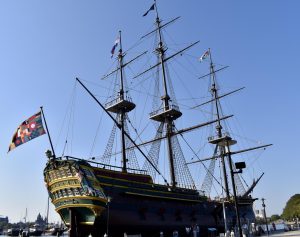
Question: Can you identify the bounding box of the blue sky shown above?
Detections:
[0,0,299,223]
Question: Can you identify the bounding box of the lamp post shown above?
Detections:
[227,150,243,237]
[106,196,111,237]
[210,135,244,237]
[261,198,269,236]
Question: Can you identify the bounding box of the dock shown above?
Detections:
[262,229,300,236]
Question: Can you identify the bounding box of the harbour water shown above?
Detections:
[0,235,67,237]
[268,230,300,236]
[1,225,300,237]
[2,231,300,237]
[262,223,300,232]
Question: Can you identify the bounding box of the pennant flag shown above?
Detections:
[199,50,210,62]
[143,3,155,17]
[111,37,120,58]
[8,111,46,152]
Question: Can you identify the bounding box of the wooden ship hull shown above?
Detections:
[44,158,256,237]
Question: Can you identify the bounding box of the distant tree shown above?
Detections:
[270,214,281,222]
[281,194,300,220]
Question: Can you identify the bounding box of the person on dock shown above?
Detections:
[272,222,276,231]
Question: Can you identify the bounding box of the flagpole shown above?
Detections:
[154,0,158,18]
[40,106,56,158]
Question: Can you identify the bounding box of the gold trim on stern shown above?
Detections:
[65,222,95,226]
[56,204,105,213]
[53,196,107,205]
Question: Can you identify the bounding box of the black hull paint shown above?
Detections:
[44,159,256,237]
[91,187,255,237]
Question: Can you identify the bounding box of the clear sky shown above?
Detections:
[0,0,299,223]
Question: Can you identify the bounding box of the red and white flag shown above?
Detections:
[199,50,210,62]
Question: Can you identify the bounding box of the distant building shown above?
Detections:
[0,215,9,224]
[35,213,47,227]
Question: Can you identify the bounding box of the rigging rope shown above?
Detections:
[123,118,140,170]
[174,126,227,193]
[99,123,117,165]
[200,145,218,196]
[171,132,196,189]
[142,122,164,179]
[54,82,77,156]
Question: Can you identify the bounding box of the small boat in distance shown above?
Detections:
[44,223,66,236]
[6,228,20,236]
[28,224,43,236]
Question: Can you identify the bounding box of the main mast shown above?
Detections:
[148,3,182,187]
[134,2,199,188]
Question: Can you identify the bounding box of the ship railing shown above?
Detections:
[149,104,180,117]
[213,196,232,202]
[197,190,206,196]
[61,156,147,175]
[98,163,148,175]
[104,94,133,108]
[208,132,231,142]
[174,183,198,191]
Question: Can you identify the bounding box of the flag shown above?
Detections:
[143,3,155,17]
[199,50,210,62]
[111,37,120,58]
[8,111,46,152]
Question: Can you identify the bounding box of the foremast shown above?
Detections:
[118,31,129,173]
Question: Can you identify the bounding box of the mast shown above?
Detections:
[46,197,49,229]
[208,49,230,199]
[118,31,127,172]
[155,4,170,110]
[24,208,27,224]
[135,2,199,187]
[206,49,230,233]
[150,1,181,187]
[104,31,136,173]
[207,50,243,236]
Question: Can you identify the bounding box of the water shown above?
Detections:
[0,234,67,237]
[260,223,300,232]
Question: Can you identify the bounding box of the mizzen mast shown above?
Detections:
[207,49,232,199]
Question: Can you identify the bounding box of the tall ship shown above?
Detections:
[43,2,271,237]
